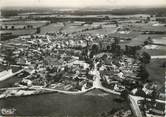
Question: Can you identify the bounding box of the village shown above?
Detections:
[0,6,166,117]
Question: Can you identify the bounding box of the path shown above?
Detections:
[151,55,166,59]
[0,69,24,82]
[128,95,143,117]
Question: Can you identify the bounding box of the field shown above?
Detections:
[80,26,117,35]
[1,20,49,28]
[40,22,117,35]
[133,23,166,32]
[146,59,165,86]
[0,29,36,35]
[40,23,64,34]
[143,49,166,56]
[142,34,166,56]
[0,89,129,116]
[0,20,49,35]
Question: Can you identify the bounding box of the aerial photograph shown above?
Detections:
[0,0,165,116]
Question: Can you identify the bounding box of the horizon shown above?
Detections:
[0,0,166,8]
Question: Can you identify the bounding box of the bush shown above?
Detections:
[141,52,151,64]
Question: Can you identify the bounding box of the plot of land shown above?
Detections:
[0,89,128,116]
[1,20,49,28]
[0,29,36,35]
[40,23,64,34]
[146,59,165,86]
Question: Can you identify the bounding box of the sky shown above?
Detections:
[0,0,166,8]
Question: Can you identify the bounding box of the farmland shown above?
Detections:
[0,20,49,35]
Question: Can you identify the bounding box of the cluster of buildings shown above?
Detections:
[0,25,165,116]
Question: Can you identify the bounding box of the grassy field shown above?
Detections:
[40,22,89,34]
[126,34,149,46]
[0,29,36,35]
[40,22,117,35]
[143,49,166,56]
[142,35,166,56]
[133,24,166,32]
[0,20,49,35]
[0,89,129,116]
[1,20,49,28]
[62,25,89,33]
[40,23,64,34]
[80,27,116,35]
[146,59,165,86]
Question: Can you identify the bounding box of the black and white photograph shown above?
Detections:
[0,0,166,116]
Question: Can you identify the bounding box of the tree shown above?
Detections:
[91,44,99,55]
[161,61,166,68]
[146,17,150,22]
[125,45,129,54]
[89,51,94,58]
[5,25,8,30]
[4,49,16,65]
[137,65,149,81]
[106,45,111,52]
[36,27,41,34]
[101,54,107,61]
[111,43,121,55]
[81,48,88,60]
[11,26,15,30]
[23,26,26,29]
[104,16,110,20]
[114,37,120,44]
[141,52,151,64]
[111,43,116,52]
[144,41,149,45]
[147,37,152,44]
[27,25,30,29]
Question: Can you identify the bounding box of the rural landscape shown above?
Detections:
[0,1,166,117]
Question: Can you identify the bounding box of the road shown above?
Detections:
[0,69,24,82]
[128,95,143,117]
[151,55,166,59]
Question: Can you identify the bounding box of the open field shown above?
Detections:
[40,22,90,34]
[0,20,49,35]
[40,23,64,34]
[0,89,128,116]
[141,35,166,56]
[80,26,117,35]
[40,22,117,35]
[143,49,166,56]
[62,25,89,33]
[133,24,166,32]
[0,29,36,35]
[1,20,49,27]
[146,59,166,86]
